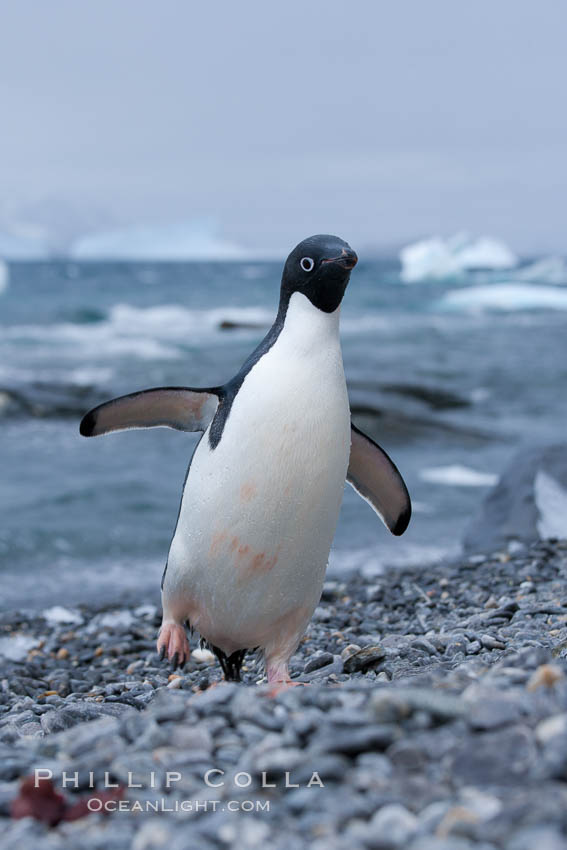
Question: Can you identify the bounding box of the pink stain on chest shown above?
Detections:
[250,551,279,572]
[228,536,251,559]
[238,546,280,581]
[210,532,279,579]
[229,536,280,579]
[209,530,227,558]
[239,482,257,503]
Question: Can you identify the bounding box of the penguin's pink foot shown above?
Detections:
[264,680,308,697]
[264,660,308,696]
[157,623,190,670]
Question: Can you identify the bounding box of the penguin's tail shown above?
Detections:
[210,646,248,682]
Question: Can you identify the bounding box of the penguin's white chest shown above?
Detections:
[164,294,350,653]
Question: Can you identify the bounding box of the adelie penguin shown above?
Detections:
[80,235,411,686]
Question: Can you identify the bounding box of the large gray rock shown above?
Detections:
[463,444,567,552]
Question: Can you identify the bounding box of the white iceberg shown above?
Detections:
[70,218,249,261]
[399,231,517,283]
[452,236,517,270]
[441,283,567,312]
[399,237,462,283]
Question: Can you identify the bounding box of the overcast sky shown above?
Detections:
[1,0,566,254]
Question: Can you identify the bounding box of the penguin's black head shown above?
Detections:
[280,234,358,313]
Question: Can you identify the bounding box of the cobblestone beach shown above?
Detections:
[1,539,567,849]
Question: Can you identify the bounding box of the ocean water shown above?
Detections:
[1,259,566,611]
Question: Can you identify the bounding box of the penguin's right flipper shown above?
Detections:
[80,387,220,437]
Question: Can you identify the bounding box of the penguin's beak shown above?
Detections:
[322,248,358,270]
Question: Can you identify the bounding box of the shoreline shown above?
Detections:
[1,538,567,848]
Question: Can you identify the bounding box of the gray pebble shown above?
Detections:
[343,645,386,673]
[304,651,334,673]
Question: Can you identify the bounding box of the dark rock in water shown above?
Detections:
[349,379,471,411]
[0,382,103,419]
[0,390,25,418]
[62,307,107,324]
[381,382,471,410]
[349,402,496,445]
[347,376,498,446]
[218,319,268,331]
[463,443,567,552]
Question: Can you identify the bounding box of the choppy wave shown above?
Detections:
[0,364,113,386]
[104,303,274,336]
[2,319,179,360]
[329,542,459,576]
[4,292,565,385]
[1,302,408,365]
[0,556,163,611]
[105,304,398,337]
[3,296,557,378]
[441,284,567,312]
[1,304,278,361]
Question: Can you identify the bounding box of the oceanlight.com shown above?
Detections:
[34,767,325,814]
[88,799,271,814]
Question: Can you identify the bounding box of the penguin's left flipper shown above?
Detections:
[80,387,220,437]
[347,423,411,536]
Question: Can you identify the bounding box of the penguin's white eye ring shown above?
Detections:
[300,257,315,272]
